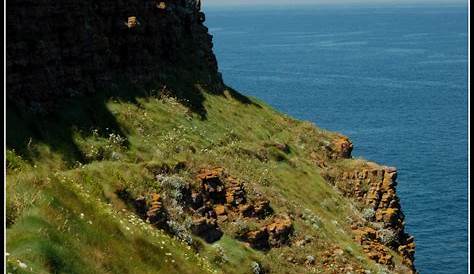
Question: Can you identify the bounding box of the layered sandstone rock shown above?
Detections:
[331,136,353,159]
[193,168,292,247]
[192,168,293,246]
[347,167,415,271]
[320,136,416,272]
[266,216,293,247]
[146,193,164,223]
[353,226,394,267]
[243,215,293,250]
[130,167,292,247]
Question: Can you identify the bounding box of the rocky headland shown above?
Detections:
[6,1,416,273]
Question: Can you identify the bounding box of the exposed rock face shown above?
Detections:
[353,226,394,267]
[245,228,270,250]
[7,0,223,111]
[266,215,294,247]
[129,167,291,247]
[193,167,284,245]
[225,177,247,206]
[243,215,293,250]
[194,167,273,220]
[321,142,416,272]
[131,167,293,248]
[197,167,227,203]
[146,193,166,225]
[134,193,168,228]
[331,136,353,159]
[363,167,415,270]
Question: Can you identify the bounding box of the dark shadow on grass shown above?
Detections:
[223,85,262,108]
[7,92,129,166]
[6,77,258,166]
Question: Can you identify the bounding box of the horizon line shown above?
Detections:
[203,1,467,8]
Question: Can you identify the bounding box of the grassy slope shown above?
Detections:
[6,86,404,273]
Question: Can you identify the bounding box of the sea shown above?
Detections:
[204,4,468,274]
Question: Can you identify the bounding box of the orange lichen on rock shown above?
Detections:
[353,226,377,244]
[243,215,293,250]
[322,163,416,271]
[266,216,293,247]
[197,167,226,203]
[214,204,226,216]
[142,193,168,228]
[225,177,246,206]
[332,136,353,159]
[398,236,416,269]
[353,226,394,267]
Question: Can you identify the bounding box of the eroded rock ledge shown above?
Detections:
[318,136,416,273]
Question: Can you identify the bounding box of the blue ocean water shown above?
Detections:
[205,5,468,274]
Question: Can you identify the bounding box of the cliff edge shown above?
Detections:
[6,1,416,273]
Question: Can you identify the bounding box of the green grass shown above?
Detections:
[6,84,405,273]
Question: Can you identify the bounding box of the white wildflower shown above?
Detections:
[17,260,27,269]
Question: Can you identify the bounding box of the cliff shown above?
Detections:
[7,0,222,112]
[6,1,416,273]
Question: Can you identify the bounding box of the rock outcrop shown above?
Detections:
[7,0,223,111]
[331,136,353,159]
[193,167,287,246]
[353,226,394,267]
[321,137,416,272]
[194,167,274,221]
[146,193,167,226]
[243,215,293,250]
[130,167,292,248]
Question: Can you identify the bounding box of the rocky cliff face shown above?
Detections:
[320,137,416,272]
[7,0,222,111]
